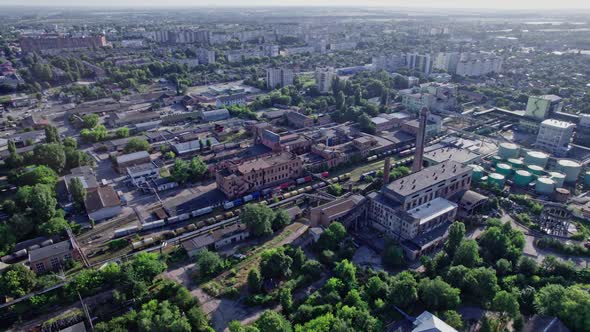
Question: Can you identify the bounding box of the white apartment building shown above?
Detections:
[266,67,294,89]
[433,52,460,73]
[455,56,503,77]
[315,66,335,94]
[406,53,433,75]
[535,119,575,156]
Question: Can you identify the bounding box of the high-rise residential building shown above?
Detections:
[452,53,502,77]
[433,52,461,73]
[315,66,335,94]
[372,54,405,72]
[368,160,472,260]
[266,68,294,89]
[574,114,590,147]
[195,48,216,64]
[406,53,433,75]
[20,34,107,53]
[525,95,563,120]
[535,119,575,156]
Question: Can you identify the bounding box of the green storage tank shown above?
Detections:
[507,158,524,169]
[527,165,544,176]
[525,151,549,168]
[514,170,533,187]
[496,163,513,176]
[488,173,505,188]
[585,171,590,186]
[556,159,582,183]
[469,164,484,182]
[535,177,555,195]
[498,143,520,160]
[549,172,566,188]
[491,155,503,166]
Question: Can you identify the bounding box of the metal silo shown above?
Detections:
[498,143,520,160]
[496,163,513,176]
[488,173,505,188]
[514,170,533,186]
[549,172,566,188]
[524,151,549,168]
[556,159,582,183]
[535,177,555,195]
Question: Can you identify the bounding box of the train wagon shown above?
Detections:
[132,238,155,250]
[114,226,140,238]
[192,206,213,217]
[142,220,165,231]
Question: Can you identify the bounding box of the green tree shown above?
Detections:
[495,258,512,276]
[445,221,465,257]
[255,310,292,332]
[388,271,418,309]
[358,113,376,134]
[334,259,357,289]
[188,156,207,181]
[366,276,389,301]
[0,224,16,256]
[39,214,71,236]
[137,300,191,332]
[492,290,520,319]
[44,125,60,143]
[194,249,223,278]
[442,310,463,330]
[0,264,37,297]
[8,213,35,236]
[279,285,293,314]
[34,143,66,173]
[248,268,262,293]
[327,183,343,196]
[479,223,525,264]
[65,147,93,170]
[187,306,211,332]
[62,137,77,149]
[452,240,482,267]
[12,165,57,187]
[171,159,190,184]
[115,127,129,138]
[463,267,499,305]
[124,137,150,153]
[69,177,87,208]
[517,256,538,276]
[28,184,57,222]
[82,114,99,129]
[272,209,291,231]
[260,248,293,280]
[317,222,347,251]
[418,277,461,311]
[242,203,275,237]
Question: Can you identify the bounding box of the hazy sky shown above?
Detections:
[1,0,590,9]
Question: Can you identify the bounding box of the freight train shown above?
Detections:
[113,173,352,239]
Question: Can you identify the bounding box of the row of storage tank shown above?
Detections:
[471,145,590,196]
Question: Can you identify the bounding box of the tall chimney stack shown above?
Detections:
[383,157,391,184]
[412,107,429,173]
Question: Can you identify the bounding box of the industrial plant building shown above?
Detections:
[368,160,472,260]
[215,152,303,198]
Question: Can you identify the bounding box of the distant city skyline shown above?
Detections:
[1,0,590,10]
